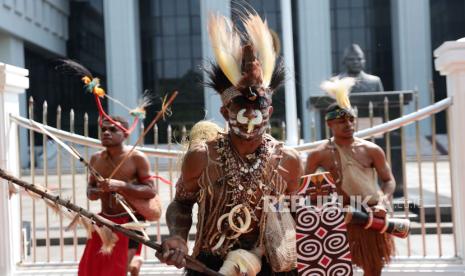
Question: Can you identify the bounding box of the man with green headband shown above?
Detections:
[305,78,396,276]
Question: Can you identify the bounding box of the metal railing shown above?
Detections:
[11,91,455,268]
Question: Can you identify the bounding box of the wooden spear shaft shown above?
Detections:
[0,168,223,276]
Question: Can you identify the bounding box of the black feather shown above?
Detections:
[269,58,285,92]
[54,59,93,78]
[202,62,233,94]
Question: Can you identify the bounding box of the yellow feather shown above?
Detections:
[243,14,276,87]
[320,77,356,110]
[208,13,242,86]
[81,76,91,85]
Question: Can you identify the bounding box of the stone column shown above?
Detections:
[0,32,28,169]
[200,0,230,126]
[391,0,432,134]
[103,0,142,143]
[296,0,332,141]
[435,38,465,263]
[280,0,299,145]
[0,63,29,275]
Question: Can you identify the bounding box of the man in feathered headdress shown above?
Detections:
[305,78,396,276]
[156,12,302,275]
[55,60,161,276]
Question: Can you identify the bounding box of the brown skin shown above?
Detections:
[306,116,395,200]
[156,100,303,269]
[306,116,395,276]
[87,120,157,275]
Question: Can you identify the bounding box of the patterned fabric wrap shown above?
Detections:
[296,173,353,276]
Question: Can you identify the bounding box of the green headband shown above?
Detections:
[325,108,356,121]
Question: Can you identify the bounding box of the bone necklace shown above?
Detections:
[211,134,273,253]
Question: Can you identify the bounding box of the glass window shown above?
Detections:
[177,35,191,59]
[191,35,201,58]
[191,16,201,35]
[161,1,175,16]
[177,59,192,76]
[190,0,200,16]
[176,16,190,35]
[162,17,176,34]
[140,0,204,142]
[336,8,350,27]
[176,0,189,16]
[350,8,365,27]
[25,0,107,139]
[163,36,177,59]
[164,60,177,79]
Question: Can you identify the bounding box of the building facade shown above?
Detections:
[0,0,463,163]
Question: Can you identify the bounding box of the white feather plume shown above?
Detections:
[320,77,356,110]
[243,13,276,87]
[208,13,242,86]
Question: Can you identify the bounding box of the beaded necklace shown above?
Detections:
[216,134,273,222]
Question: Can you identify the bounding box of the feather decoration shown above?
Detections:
[80,216,95,239]
[121,221,151,231]
[269,59,286,92]
[44,199,62,215]
[55,59,93,78]
[320,77,356,110]
[204,62,233,93]
[8,181,18,199]
[65,214,81,232]
[207,13,242,86]
[243,13,276,88]
[65,214,95,239]
[130,90,155,119]
[94,225,119,254]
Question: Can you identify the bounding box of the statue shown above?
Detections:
[338,44,384,93]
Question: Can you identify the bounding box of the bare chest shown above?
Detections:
[93,157,137,182]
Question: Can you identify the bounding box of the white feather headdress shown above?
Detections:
[320,77,356,110]
[206,11,284,106]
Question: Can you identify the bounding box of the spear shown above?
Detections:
[29,119,104,182]
[0,168,223,276]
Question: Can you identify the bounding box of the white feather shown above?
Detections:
[243,13,276,87]
[320,77,356,109]
[208,13,242,86]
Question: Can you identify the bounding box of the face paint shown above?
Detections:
[237,109,248,124]
[228,107,270,139]
[247,111,263,133]
[236,109,264,133]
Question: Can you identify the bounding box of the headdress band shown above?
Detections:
[221,86,242,106]
[325,107,356,121]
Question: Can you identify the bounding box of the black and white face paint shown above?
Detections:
[228,107,271,140]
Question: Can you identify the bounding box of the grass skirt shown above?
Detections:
[347,223,395,273]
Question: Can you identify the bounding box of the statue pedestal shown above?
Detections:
[307,92,413,197]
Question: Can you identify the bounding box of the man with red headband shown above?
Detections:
[78,116,160,276]
[55,60,161,276]
[156,13,302,275]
